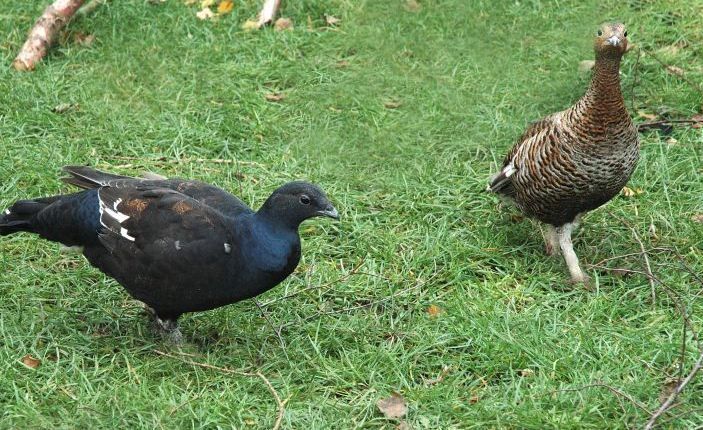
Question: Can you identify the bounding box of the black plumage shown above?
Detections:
[1,166,339,340]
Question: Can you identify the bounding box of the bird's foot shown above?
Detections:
[152,317,183,344]
[568,274,593,290]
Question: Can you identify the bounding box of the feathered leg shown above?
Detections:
[557,223,588,284]
[543,225,560,256]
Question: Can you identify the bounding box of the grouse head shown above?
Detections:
[258,181,339,228]
[594,22,629,59]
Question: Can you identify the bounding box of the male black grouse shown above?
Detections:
[0,166,339,341]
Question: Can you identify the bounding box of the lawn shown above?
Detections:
[1,0,702,428]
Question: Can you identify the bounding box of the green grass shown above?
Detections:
[1,0,702,428]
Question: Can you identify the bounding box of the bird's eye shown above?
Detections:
[624,31,628,37]
[597,30,603,36]
[299,195,311,205]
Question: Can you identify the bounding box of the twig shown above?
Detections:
[154,350,285,430]
[637,119,703,132]
[108,155,265,167]
[77,0,106,16]
[255,299,286,349]
[543,382,651,415]
[13,0,87,71]
[278,273,434,331]
[260,259,366,308]
[646,50,703,96]
[629,47,641,112]
[645,350,703,429]
[630,225,656,303]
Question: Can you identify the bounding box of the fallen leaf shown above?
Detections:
[691,214,703,223]
[200,0,215,7]
[21,354,41,369]
[404,0,422,12]
[621,186,643,198]
[217,0,234,14]
[384,100,402,109]
[325,15,340,26]
[196,7,215,20]
[74,32,95,46]
[578,60,595,73]
[52,103,79,114]
[666,137,678,146]
[424,366,450,386]
[469,394,480,404]
[637,110,657,120]
[335,60,350,68]
[265,92,286,102]
[692,114,703,129]
[274,17,293,31]
[397,421,411,430]
[658,378,679,404]
[377,393,407,419]
[648,223,658,240]
[518,368,534,377]
[242,20,260,31]
[427,304,442,317]
[666,65,685,76]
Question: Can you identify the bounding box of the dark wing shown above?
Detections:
[62,166,252,218]
[88,184,238,311]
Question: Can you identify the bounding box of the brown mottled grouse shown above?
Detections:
[488,22,639,284]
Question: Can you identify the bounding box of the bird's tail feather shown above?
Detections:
[0,197,59,236]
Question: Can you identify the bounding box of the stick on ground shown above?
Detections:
[13,0,86,71]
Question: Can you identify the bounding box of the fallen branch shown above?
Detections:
[543,382,651,416]
[645,349,703,429]
[13,0,86,71]
[154,350,286,430]
[257,0,282,27]
[637,119,703,133]
[108,155,265,168]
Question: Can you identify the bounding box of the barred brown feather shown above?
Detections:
[488,22,639,284]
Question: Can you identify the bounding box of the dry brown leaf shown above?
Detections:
[404,0,422,12]
[637,110,657,120]
[274,18,293,31]
[217,0,234,14]
[691,214,703,223]
[265,92,286,102]
[53,103,79,114]
[196,7,215,20]
[427,304,442,317]
[666,65,685,76]
[242,20,260,31]
[691,114,703,129]
[74,32,95,46]
[335,60,350,68]
[325,15,340,26]
[621,186,643,198]
[384,100,402,109]
[578,60,595,73]
[666,137,678,146]
[21,354,41,369]
[518,368,534,377]
[469,394,480,404]
[397,421,411,430]
[377,393,407,419]
[658,378,679,404]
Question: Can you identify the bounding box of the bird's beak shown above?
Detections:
[317,205,340,220]
[606,35,620,46]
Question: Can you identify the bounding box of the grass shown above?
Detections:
[1,0,702,428]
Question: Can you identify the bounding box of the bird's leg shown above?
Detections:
[543,224,561,256]
[152,315,183,344]
[557,223,589,285]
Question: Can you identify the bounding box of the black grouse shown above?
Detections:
[0,166,339,341]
